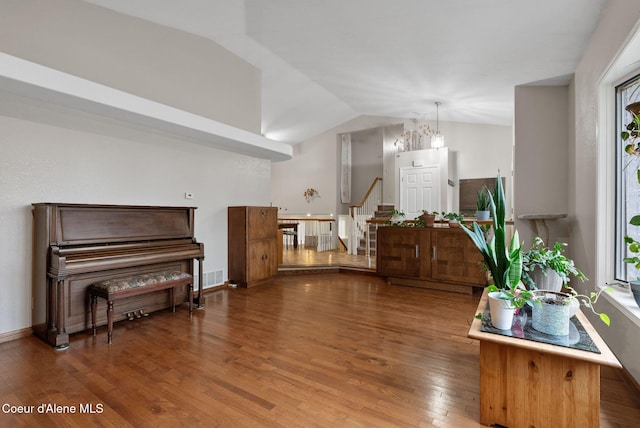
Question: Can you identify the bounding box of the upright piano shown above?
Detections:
[32,203,205,348]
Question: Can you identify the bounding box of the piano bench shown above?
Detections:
[89,270,193,344]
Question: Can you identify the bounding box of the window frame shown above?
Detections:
[614,75,640,283]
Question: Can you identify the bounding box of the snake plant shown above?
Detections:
[462,171,523,292]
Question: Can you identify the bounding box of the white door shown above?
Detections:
[400,166,441,219]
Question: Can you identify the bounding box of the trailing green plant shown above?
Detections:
[441,212,464,223]
[486,284,533,310]
[476,185,491,211]
[563,286,612,326]
[521,237,587,288]
[621,112,640,179]
[462,171,530,308]
[623,215,640,271]
[622,104,640,278]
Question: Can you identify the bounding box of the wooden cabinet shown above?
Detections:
[377,226,486,294]
[228,206,278,287]
[431,228,487,285]
[377,227,431,279]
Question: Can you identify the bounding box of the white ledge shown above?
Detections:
[0,52,293,162]
[601,283,640,329]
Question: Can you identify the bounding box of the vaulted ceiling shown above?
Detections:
[84,0,608,144]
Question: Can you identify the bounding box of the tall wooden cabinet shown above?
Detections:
[228,206,278,288]
[377,226,486,294]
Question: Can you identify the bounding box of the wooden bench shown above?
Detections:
[89,270,193,344]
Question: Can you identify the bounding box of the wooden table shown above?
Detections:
[278,222,299,248]
[468,290,621,428]
[278,218,335,250]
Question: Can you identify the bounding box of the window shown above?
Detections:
[615,75,640,282]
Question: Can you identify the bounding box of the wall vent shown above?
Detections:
[203,270,224,286]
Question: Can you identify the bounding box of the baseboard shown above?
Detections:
[278,266,377,276]
[0,327,33,344]
[278,266,341,276]
[338,267,379,276]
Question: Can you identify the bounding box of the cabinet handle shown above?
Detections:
[432,246,437,261]
[415,245,419,258]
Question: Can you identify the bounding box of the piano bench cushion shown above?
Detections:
[91,270,192,293]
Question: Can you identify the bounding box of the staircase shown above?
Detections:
[358,204,394,256]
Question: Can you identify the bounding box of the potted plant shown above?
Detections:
[521,237,587,292]
[442,212,464,227]
[418,210,439,227]
[476,185,491,220]
[388,208,406,226]
[462,171,533,329]
[529,286,611,335]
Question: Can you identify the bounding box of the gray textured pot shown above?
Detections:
[630,281,640,308]
[531,290,576,336]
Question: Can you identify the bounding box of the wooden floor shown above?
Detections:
[1,273,639,427]
[280,245,376,270]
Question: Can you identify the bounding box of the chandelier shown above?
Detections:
[395,118,432,152]
[431,102,445,149]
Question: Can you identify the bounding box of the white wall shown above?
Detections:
[269,129,340,216]
[271,115,405,216]
[0,0,269,337]
[512,4,640,384]
[569,0,640,384]
[0,93,271,335]
[350,127,384,205]
[271,116,513,218]
[0,0,261,133]
[382,124,403,204]
[514,86,570,247]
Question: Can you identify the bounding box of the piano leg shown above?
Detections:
[46,278,69,350]
[91,295,97,337]
[194,257,205,309]
[107,300,114,345]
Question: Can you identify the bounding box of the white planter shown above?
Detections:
[476,210,490,221]
[487,291,515,330]
[530,267,563,292]
[390,214,404,223]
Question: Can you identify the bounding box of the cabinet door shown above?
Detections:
[431,228,486,285]
[248,239,278,282]
[377,228,430,279]
[248,207,277,240]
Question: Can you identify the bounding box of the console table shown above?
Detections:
[517,213,567,244]
[468,290,621,428]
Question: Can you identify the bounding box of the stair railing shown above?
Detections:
[348,177,383,255]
